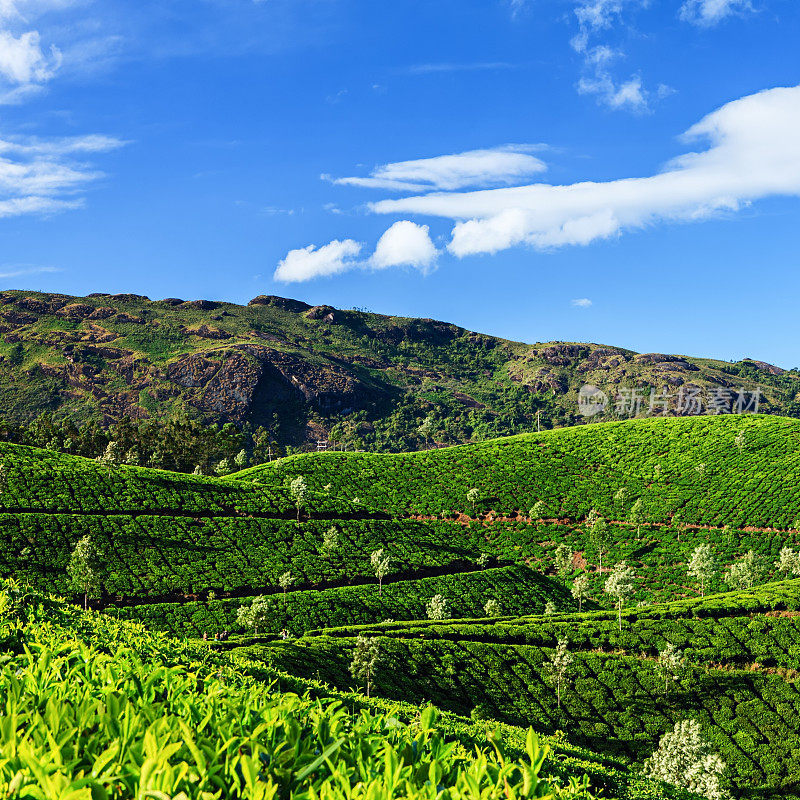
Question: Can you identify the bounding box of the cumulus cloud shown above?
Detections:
[680,0,752,25]
[370,221,438,272]
[0,132,124,218]
[572,297,593,307]
[273,222,440,283]
[366,84,800,257]
[329,145,547,193]
[274,239,363,282]
[0,28,60,99]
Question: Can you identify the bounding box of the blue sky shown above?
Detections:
[1,0,799,365]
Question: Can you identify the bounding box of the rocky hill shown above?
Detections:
[1,288,798,450]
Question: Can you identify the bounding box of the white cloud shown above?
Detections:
[274,238,363,282]
[572,297,593,307]
[403,62,516,75]
[0,263,59,278]
[570,0,667,114]
[370,221,438,272]
[367,84,800,257]
[680,0,752,25]
[0,132,125,218]
[330,145,547,193]
[0,28,59,95]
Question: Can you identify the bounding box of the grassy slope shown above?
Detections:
[0,581,683,800]
[258,582,800,800]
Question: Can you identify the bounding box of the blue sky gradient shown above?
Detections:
[1,0,799,364]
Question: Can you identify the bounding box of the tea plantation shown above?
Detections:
[2,413,800,799]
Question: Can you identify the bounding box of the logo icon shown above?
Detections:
[578,385,608,417]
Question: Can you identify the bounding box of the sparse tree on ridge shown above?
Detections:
[370,549,391,595]
[467,487,479,513]
[237,595,270,635]
[554,544,573,578]
[234,449,248,470]
[688,544,717,597]
[777,546,800,577]
[614,487,627,511]
[734,429,746,454]
[644,719,729,800]
[67,535,105,611]
[605,562,636,630]
[289,475,308,521]
[484,598,500,617]
[572,573,590,613]
[476,552,491,569]
[350,634,381,698]
[544,636,574,709]
[656,643,685,695]
[544,600,556,616]
[278,571,294,604]
[726,550,763,590]
[426,594,448,620]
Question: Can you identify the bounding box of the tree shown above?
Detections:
[237,595,270,635]
[216,458,233,477]
[688,544,716,597]
[476,552,491,569]
[234,449,248,470]
[776,546,800,576]
[289,475,308,521]
[426,594,448,620]
[350,634,381,697]
[734,429,746,453]
[586,510,610,573]
[278,571,294,603]
[484,598,500,617]
[67,535,105,611]
[644,719,729,800]
[466,487,479,513]
[193,464,204,476]
[544,636,574,709]
[614,487,627,510]
[554,544,573,578]
[571,573,590,612]
[726,550,763,590]
[417,416,435,448]
[96,440,122,467]
[544,600,556,616]
[629,497,645,540]
[530,500,547,520]
[656,643,685,695]
[321,526,339,556]
[370,549,391,595]
[604,561,636,630]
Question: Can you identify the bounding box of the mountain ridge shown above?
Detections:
[0,287,798,451]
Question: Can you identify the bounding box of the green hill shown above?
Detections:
[258,582,800,800]
[1,289,799,461]
[0,579,689,800]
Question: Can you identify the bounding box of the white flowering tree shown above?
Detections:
[426,594,448,620]
[656,642,685,695]
[688,544,716,597]
[350,634,381,697]
[289,475,308,521]
[644,719,729,800]
[726,550,763,590]
[604,561,636,630]
[554,544,573,578]
[370,549,391,595]
[237,595,270,635]
[484,598,500,617]
[544,636,574,709]
[776,546,800,577]
[571,573,590,613]
[67,535,105,611]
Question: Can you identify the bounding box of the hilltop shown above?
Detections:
[0,289,798,455]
